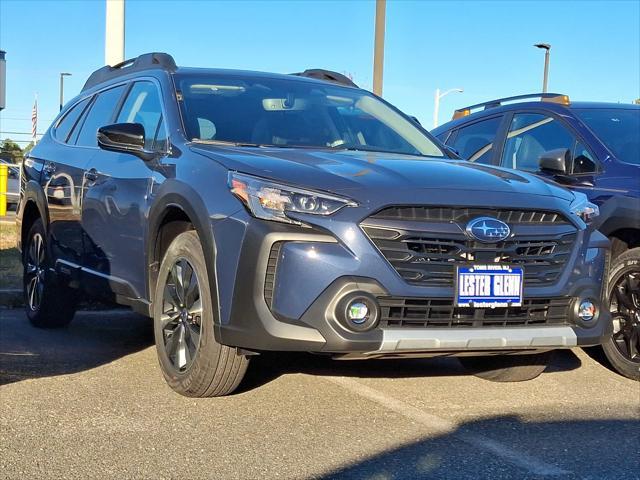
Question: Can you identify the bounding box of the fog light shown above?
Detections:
[336,293,379,332]
[347,302,369,324]
[578,299,596,322]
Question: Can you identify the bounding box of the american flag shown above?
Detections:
[31,96,38,143]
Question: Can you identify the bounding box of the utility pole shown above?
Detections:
[59,73,72,111]
[105,0,125,66]
[372,0,386,96]
[534,43,551,93]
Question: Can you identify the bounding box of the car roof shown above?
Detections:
[173,66,359,88]
[81,53,360,95]
[432,99,639,134]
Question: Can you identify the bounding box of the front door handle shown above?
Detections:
[84,168,98,183]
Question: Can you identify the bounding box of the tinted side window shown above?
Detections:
[154,117,168,151]
[54,98,90,143]
[116,81,165,150]
[450,116,502,164]
[572,141,597,174]
[501,113,575,172]
[75,85,126,147]
[436,131,450,143]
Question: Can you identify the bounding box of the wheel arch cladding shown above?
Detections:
[147,183,220,322]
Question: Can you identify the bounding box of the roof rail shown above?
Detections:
[452,93,570,120]
[291,69,358,88]
[82,52,177,92]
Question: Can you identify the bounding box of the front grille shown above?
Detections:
[362,207,577,288]
[264,242,283,308]
[369,207,570,224]
[378,297,572,328]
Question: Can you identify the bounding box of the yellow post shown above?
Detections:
[0,164,8,216]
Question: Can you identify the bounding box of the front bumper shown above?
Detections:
[213,208,611,357]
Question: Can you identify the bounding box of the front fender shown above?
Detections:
[146,179,222,324]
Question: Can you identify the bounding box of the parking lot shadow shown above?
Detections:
[0,309,153,386]
[319,415,640,479]
[238,349,582,393]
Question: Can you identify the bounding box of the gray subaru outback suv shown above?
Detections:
[17,53,611,396]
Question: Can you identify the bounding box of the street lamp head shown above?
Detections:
[534,43,551,51]
[60,72,72,76]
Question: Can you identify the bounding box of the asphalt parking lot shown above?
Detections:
[0,308,638,480]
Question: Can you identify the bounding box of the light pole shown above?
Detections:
[534,43,551,93]
[0,50,6,111]
[59,73,72,111]
[433,88,463,128]
[105,0,125,66]
[372,0,386,96]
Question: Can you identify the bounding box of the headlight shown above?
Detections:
[228,172,357,224]
[569,192,599,223]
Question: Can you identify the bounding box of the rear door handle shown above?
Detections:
[84,168,98,183]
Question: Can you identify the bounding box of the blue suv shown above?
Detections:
[18,56,611,396]
[433,94,639,380]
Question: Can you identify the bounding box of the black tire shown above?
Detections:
[602,248,640,381]
[22,218,77,328]
[458,351,553,382]
[153,230,249,397]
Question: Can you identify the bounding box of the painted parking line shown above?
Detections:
[326,376,569,477]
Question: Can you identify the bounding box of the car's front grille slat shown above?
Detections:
[369,207,568,225]
[378,297,572,328]
[362,206,577,288]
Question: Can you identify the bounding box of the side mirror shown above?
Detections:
[444,145,460,159]
[538,148,569,175]
[97,123,155,161]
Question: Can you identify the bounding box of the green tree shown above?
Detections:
[0,139,23,164]
[22,141,35,157]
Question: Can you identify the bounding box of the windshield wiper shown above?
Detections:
[327,144,430,158]
[191,139,433,158]
[191,139,264,148]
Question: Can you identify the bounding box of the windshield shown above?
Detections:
[176,74,444,158]
[574,108,639,165]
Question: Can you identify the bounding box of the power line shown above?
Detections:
[0,131,43,136]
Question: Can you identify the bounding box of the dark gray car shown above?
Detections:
[17,53,611,397]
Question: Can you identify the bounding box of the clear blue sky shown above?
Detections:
[1,0,638,147]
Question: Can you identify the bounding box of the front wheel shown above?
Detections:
[602,248,640,381]
[458,351,554,382]
[153,230,249,397]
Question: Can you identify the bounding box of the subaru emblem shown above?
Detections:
[466,217,511,243]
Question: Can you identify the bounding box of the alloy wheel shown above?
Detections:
[25,232,45,311]
[610,271,640,363]
[161,258,203,371]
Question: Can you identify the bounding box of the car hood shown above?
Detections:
[191,145,575,202]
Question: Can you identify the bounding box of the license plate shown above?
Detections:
[456,265,523,308]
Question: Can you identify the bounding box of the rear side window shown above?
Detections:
[75,85,126,147]
[116,81,165,151]
[54,98,90,143]
[450,116,502,164]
